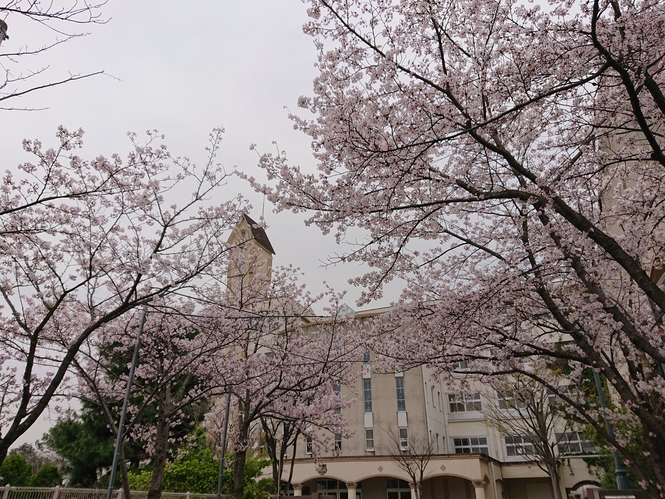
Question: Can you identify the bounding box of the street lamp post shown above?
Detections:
[591,368,630,490]
[216,390,232,499]
[106,303,149,499]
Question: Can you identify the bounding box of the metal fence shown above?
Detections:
[0,486,223,499]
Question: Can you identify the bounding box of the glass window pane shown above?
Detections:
[364,378,372,412]
[396,377,406,411]
[454,436,488,454]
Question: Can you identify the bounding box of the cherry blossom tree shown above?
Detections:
[205,244,359,499]
[259,417,301,497]
[0,0,106,109]
[254,0,665,495]
[0,125,244,465]
[74,297,235,499]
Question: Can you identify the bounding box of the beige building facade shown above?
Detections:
[281,312,600,499]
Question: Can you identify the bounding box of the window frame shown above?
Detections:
[395,376,406,412]
[504,435,537,460]
[334,433,342,454]
[399,427,408,451]
[386,479,411,499]
[365,428,374,452]
[447,392,483,413]
[496,390,527,411]
[556,431,596,455]
[334,381,341,415]
[454,360,470,371]
[363,378,372,412]
[452,436,489,454]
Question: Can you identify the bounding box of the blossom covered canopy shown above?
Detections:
[254,0,665,494]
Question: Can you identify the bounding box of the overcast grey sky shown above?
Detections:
[2,1,405,316]
[1,1,410,446]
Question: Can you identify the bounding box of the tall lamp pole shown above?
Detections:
[216,390,232,499]
[591,368,630,490]
[106,303,149,499]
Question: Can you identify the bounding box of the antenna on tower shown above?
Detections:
[261,193,266,220]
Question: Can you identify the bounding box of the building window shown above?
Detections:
[454,360,470,371]
[363,378,372,412]
[453,436,489,454]
[497,390,526,410]
[399,428,408,451]
[363,351,371,364]
[306,435,313,455]
[365,429,374,451]
[556,431,595,454]
[387,479,411,499]
[334,434,342,453]
[317,480,361,499]
[448,392,482,412]
[431,386,436,408]
[334,381,341,414]
[504,435,536,457]
[316,480,349,496]
[396,377,406,411]
[547,385,572,408]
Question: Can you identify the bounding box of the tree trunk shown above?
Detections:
[0,441,8,468]
[546,462,564,499]
[147,388,170,499]
[116,443,132,499]
[270,440,279,495]
[278,430,289,495]
[286,436,298,496]
[233,447,247,499]
[233,394,251,499]
[645,432,665,498]
[260,419,279,495]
